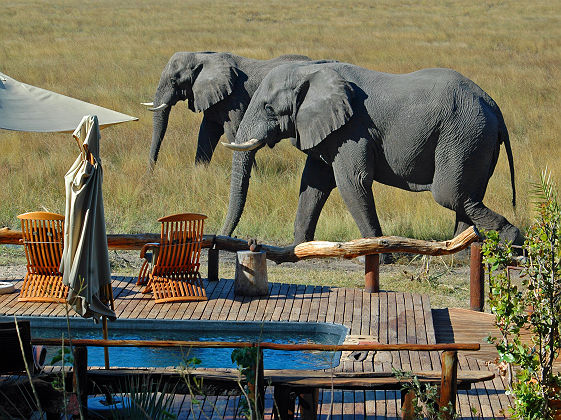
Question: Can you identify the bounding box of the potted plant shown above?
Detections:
[482,171,561,419]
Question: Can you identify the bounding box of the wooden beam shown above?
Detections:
[31,337,480,351]
[439,350,458,419]
[1,226,480,264]
[364,254,380,293]
[470,242,485,312]
[73,346,88,418]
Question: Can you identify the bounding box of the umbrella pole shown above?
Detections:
[102,283,115,370]
[103,316,110,369]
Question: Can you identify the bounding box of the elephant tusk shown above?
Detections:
[221,138,266,151]
[141,102,154,106]
[147,103,168,112]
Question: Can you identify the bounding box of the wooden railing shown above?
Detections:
[0,226,485,310]
[32,337,483,420]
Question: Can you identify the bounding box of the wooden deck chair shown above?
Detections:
[137,213,207,303]
[17,211,68,303]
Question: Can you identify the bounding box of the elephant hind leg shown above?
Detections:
[454,213,473,237]
[459,198,523,245]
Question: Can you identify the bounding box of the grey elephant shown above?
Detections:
[143,52,310,167]
[221,61,523,247]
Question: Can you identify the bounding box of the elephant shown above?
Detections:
[143,52,311,167]
[220,61,523,247]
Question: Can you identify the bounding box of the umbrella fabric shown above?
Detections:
[0,72,137,132]
[60,115,116,321]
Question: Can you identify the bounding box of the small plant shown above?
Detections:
[231,346,263,420]
[393,368,458,419]
[483,171,561,419]
[110,377,178,420]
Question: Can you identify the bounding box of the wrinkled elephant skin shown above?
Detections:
[147,52,311,167]
[221,61,523,247]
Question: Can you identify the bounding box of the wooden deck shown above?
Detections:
[0,275,511,418]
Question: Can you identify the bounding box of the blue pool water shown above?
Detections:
[14,318,347,370]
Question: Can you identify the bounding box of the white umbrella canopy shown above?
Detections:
[60,115,116,321]
[0,72,137,132]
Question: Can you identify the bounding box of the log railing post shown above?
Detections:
[208,247,219,281]
[273,385,296,420]
[73,345,88,418]
[470,242,484,312]
[401,389,415,420]
[439,350,458,419]
[364,254,380,293]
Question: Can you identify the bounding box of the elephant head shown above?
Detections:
[220,64,354,237]
[145,52,238,168]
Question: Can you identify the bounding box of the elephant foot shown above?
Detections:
[499,224,525,247]
[380,253,394,264]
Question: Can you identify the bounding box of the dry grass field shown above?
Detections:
[1,0,560,242]
[1,1,560,293]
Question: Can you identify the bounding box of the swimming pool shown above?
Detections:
[7,317,347,370]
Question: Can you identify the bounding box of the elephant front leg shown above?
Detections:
[195,115,224,164]
[293,156,336,244]
[331,139,383,238]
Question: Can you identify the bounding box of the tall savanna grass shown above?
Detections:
[0,0,559,243]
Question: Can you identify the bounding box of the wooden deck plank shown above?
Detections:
[323,286,337,325]
[199,279,227,321]
[404,293,425,377]
[259,282,280,322]
[215,279,236,321]
[316,286,330,325]
[422,294,441,372]
[298,284,314,323]
[397,292,411,372]
[288,284,306,322]
[306,285,321,323]
[387,292,402,373]
[279,283,297,322]
[360,288,371,337]
[269,282,289,322]
[207,279,235,321]
[377,292,391,373]
[252,282,273,322]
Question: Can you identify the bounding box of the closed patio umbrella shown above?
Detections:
[60,115,115,322]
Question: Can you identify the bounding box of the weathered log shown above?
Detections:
[1,226,480,264]
[235,251,269,296]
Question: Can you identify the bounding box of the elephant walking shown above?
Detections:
[144,52,311,167]
[221,61,523,246]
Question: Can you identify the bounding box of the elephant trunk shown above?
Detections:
[220,150,256,236]
[149,106,171,169]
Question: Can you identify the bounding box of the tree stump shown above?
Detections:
[234,251,269,296]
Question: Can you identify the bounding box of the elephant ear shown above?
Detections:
[192,54,238,112]
[295,68,354,151]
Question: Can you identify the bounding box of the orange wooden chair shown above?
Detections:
[137,213,207,303]
[17,211,68,303]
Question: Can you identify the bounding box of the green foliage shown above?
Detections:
[49,346,73,366]
[231,347,262,419]
[483,171,561,419]
[392,369,458,419]
[111,377,177,420]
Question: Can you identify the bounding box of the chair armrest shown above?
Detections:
[140,242,160,259]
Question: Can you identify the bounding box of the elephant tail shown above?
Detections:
[499,118,516,207]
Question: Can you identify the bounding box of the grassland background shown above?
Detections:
[1,0,560,244]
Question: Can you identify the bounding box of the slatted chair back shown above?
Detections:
[17,211,68,302]
[149,213,208,303]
